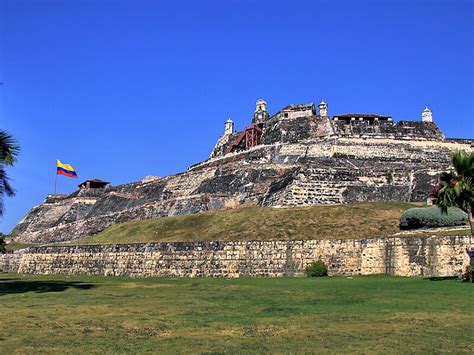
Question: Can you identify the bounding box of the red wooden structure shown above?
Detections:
[245,124,263,149]
[225,124,263,154]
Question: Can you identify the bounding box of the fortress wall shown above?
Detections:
[0,251,24,273]
[352,138,472,151]
[12,137,472,245]
[265,138,469,207]
[205,136,472,169]
[264,167,436,207]
[276,138,471,161]
[333,139,456,161]
[1,235,470,278]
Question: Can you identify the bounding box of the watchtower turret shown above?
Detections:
[318,100,328,117]
[253,99,269,124]
[422,107,433,122]
[224,119,234,135]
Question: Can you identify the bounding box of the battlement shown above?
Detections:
[211,100,446,158]
[332,120,444,141]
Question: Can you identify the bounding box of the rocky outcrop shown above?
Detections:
[11,101,473,244]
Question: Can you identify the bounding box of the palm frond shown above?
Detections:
[0,130,20,165]
[439,172,455,186]
[450,151,473,179]
[0,165,15,217]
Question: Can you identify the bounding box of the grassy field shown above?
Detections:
[71,202,432,245]
[5,241,37,251]
[0,273,472,353]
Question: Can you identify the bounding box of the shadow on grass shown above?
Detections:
[426,276,459,281]
[0,279,96,295]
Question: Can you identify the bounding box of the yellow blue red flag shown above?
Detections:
[56,159,78,178]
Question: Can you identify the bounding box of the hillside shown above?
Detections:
[68,202,431,245]
[11,98,472,245]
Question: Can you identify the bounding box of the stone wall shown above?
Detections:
[1,235,470,278]
[0,251,24,273]
[14,134,472,244]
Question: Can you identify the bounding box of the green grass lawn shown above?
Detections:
[0,273,472,353]
[71,202,433,245]
[5,241,38,251]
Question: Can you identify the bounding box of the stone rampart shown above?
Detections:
[13,134,472,244]
[0,251,25,273]
[1,235,470,278]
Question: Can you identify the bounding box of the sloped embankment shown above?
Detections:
[68,202,434,245]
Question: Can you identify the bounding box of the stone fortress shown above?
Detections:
[12,99,473,245]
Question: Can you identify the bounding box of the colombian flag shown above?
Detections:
[57,159,78,178]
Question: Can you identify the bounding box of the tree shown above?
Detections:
[0,232,6,253]
[0,130,20,217]
[437,151,474,243]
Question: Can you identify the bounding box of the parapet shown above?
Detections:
[333,113,392,123]
[210,99,449,158]
[332,117,445,141]
[44,194,68,203]
[272,103,316,120]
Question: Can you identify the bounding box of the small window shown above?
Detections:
[284,113,289,118]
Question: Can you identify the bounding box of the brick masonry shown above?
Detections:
[1,235,471,278]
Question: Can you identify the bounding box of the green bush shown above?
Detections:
[399,207,468,230]
[305,260,328,277]
[0,233,5,254]
[463,265,474,283]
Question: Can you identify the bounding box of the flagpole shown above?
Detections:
[54,159,58,194]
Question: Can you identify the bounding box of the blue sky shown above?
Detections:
[0,0,473,233]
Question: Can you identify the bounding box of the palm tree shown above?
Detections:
[0,130,20,217]
[437,151,474,243]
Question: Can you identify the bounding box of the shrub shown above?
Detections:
[399,207,468,230]
[463,265,474,283]
[305,260,328,277]
[0,233,5,254]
